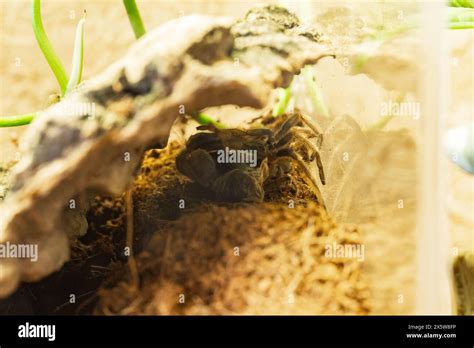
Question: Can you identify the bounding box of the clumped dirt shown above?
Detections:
[0,129,371,314]
[0,194,125,314]
[94,140,370,315]
[96,203,370,315]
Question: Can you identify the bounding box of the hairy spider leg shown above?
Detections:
[290,131,326,185]
[279,147,326,209]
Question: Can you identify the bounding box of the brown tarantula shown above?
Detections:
[176,111,326,205]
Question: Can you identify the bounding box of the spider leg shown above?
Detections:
[274,112,324,149]
[197,124,218,132]
[245,128,273,138]
[313,151,325,185]
[186,132,222,151]
[176,148,218,187]
[290,131,326,185]
[274,132,294,151]
[212,169,264,203]
[292,127,323,150]
[259,157,270,184]
[293,126,314,137]
[294,111,324,145]
[284,148,326,209]
[274,114,301,143]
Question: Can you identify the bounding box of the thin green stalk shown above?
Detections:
[450,21,474,28]
[272,88,291,117]
[449,7,474,28]
[32,0,68,95]
[449,2,474,28]
[65,12,86,96]
[0,113,36,127]
[194,113,226,129]
[450,0,474,8]
[449,7,474,20]
[123,0,146,39]
[302,66,330,118]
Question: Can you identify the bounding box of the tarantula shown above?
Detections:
[176,111,326,205]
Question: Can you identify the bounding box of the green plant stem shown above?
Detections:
[449,7,474,28]
[272,88,291,117]
[123,0,146,39]
[32,0,68,95]
[194,113,226,128]
[450,21,474,28]
[65,12,86,96]
[450,0,474,8]
[449,7,474,20]
[302,66,330,118]
[0,113,36,127]
[449,4,474,28]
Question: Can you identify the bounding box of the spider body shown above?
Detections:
[176,111,326,205]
